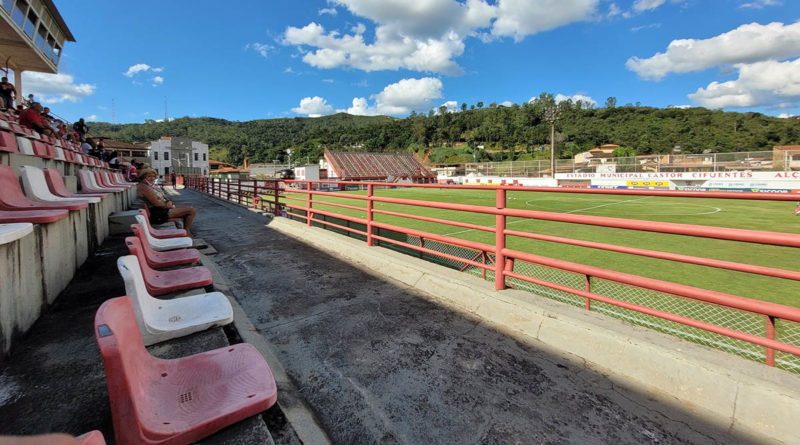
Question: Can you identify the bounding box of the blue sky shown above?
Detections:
[19,0,800,124]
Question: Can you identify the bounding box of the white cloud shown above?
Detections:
[86,114,98,121]
[689,58,800,109]
[22,72,95,103]
[778,113,795,118]
[499,100,513,107]
[631,23,661,32]
[739,0,781,9]
[246,42,274,58]
[373,77,443,114]
[322,78,335,83]
[152,76,164,87]
[344,77,444,116]
[607,3,621,17]
[345,97,378,115]
[292,96,334,117]
[553,93,597,107]
[632,0,666,12]
[491,0,598,42]
[319,7,337,15]
[151,67,163,73]
[440,100,460,112]
[124,63,151,77]
[626,21,800,80]
[284,0,600,75]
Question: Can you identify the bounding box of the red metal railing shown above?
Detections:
[186,177,800,370]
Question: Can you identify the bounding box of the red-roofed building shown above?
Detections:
[324,149,435,182]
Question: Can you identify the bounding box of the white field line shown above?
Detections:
[444,196,651,237]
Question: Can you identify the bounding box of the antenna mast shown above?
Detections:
[111,98,115,124]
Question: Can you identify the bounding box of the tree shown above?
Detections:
[461,102,467,112]
[605,97,617,108]
[477,101,484,108]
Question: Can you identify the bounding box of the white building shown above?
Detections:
[149,136,210,176]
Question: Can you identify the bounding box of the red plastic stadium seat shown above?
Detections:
[43,168,109,199]
[31,140,54,159]
[127,229,200,268]
[92,171,125,191]
[0,130,18,153]
[76,430,106,444]
[137,209,187,238]
[0,165,88,211]
[0,209,69,223]
[129,247,212,296]
[95,296,277,445]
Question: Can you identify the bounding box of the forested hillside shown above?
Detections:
[88,94,799,166]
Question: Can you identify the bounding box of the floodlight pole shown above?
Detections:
[544,105,561,178]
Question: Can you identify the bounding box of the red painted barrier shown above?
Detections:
[186,177,800,370]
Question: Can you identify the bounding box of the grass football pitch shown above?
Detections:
[289,186,800,309]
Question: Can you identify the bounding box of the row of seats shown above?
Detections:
[0,119,111,170]
[0,159,138,444]
[93,211,278,444]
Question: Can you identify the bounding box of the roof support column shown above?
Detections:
[14,69,22,106]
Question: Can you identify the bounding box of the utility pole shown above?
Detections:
[544,105,561,178]
[111,98,115,124]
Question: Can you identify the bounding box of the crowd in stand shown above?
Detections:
[0,75,197,235]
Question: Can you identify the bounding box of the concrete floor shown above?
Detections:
[186,190,756,445]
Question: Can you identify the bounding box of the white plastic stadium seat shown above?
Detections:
[134,214,193,250]
[116,255,233,346]
[20,166,101,204]
[15,135,34,155]
[0,222,33,244]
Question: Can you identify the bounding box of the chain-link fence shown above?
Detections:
[194,179,800,373]
[431,150,800,177]
[294,219,800,373]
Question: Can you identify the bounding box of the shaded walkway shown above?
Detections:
[187,190,751,445]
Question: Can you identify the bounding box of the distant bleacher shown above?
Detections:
[324,149,436,182]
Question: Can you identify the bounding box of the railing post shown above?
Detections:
[273,180,281,216]
[306,181,313,226]
[585,275,592,310]
[494,187,506,290]
[367,183,374,246]
[766,315,776,366]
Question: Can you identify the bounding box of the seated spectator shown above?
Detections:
[108,150,120,168]
[137,169,196,236]
[80,137,92,155]
[125,161,139,182]
[19,102,55,137]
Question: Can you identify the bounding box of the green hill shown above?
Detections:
[87,95,799,166]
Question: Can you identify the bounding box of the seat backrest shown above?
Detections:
[20,165,58,200]
[15,135,34,155]
[0,164,34,207]
[0,130,18,153]
[134,214,160,245]
[31,140,53,159]
[94,296,157,438]
[117,255,158,312]
[44,167,70,195]
[126,235,156,262]
[131,224,155,252]
[53,145,65,161]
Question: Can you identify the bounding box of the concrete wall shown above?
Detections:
[267,217,800,444]
[0,152,133,360]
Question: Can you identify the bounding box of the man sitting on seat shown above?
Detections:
[137,169,196,237]
[19,102,55,137]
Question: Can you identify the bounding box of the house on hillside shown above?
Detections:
[324,149,435,182]
[573,144,619,163]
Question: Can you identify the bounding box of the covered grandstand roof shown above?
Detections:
[324,150,435,181]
